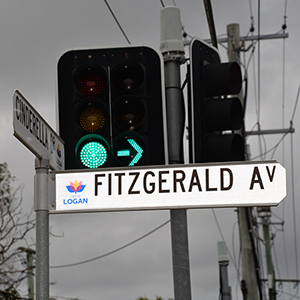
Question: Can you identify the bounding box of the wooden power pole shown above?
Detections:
[227,23,260,300]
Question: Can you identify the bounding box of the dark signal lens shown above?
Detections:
[76,68,106,97]
[113,96,145,129]
[113,61,144,92]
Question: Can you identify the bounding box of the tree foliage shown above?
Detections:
[0,162,35,299]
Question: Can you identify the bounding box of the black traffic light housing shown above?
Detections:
[188,38,245,163]
[57,46,168,170]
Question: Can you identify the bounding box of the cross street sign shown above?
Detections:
[13,90,64,171]
[50,160,286,213]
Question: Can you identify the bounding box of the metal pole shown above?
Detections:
[35,157,50,300]
[218,241,232,300]
[160,7,192,300]
[18,247,36,300]
[183,32,289,45]
[259,208,276,300]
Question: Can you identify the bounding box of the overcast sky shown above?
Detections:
[1,0,300,299]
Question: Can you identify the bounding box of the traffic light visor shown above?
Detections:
[204,62,242,96]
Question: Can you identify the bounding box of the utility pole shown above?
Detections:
[218,241,232,300]
[18,247,36,300]
[227,23,260,300]
[160,7,192,300]
[258,208,276,300]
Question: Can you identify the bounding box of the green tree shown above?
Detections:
[0,162,35,299]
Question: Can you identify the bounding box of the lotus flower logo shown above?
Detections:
[57,144,62,158]
[66,180,86,194]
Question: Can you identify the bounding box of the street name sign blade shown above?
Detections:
[51,161,286,213]
[13,90,65,171]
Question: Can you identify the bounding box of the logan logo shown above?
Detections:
[66,180,86,194]
[57,144,62,158]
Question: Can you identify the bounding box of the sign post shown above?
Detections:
[13,90,65,300]
[35,157,50,300]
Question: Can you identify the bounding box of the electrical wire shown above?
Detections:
[290,133,299,299]
[203,0,218,48]
[256,0,264,161]
[281,290,300,300]
[281,22,286,166]
[104,0,131,44]
[289,86,300,296]
[287,89,300,294]
[50,219,170,269]
[250,132,288,161]
[291,83,300,123]
[211,209,240,277]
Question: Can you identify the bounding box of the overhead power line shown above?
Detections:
[104,0,131,44]
[203,0,218,48]
[51,219,170,269]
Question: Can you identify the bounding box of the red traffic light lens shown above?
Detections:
[76,67,106,97]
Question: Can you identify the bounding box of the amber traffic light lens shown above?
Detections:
[76,101,108,133]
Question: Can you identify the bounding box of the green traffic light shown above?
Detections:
[76,134,110,169]
[80,141,107,168]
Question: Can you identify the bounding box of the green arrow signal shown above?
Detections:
[117,138,144,166]
[127,139,143,166]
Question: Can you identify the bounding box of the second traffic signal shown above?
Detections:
[188,38,245,163]
[57,46,167,170]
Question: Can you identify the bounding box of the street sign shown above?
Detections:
[50,160,286,213]
[13,90,65,171]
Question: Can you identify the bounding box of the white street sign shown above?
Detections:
[13,90,64,171]
[51,161,286,213]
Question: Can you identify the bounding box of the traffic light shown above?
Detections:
[57,46,167,170]
[188,38,245,163]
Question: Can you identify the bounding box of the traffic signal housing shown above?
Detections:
[188,38,245,163]
[57,46,168,170]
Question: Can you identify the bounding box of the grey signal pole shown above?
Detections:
[160,7,192,300]
[35,157,50,300]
